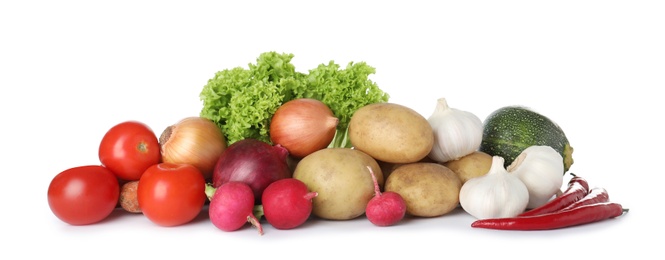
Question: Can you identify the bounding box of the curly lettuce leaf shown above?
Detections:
[199,52,303,145]
[302,61,390,148]
[200,52,389,148]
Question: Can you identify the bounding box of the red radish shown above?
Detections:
[208,182,264,235]
[261,178,318,230]
[365,166,406,227]
[212,138,292,204]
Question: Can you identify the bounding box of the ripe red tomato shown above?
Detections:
[137,163,206,227]
[48,165,120,225]
[99,121,161,181]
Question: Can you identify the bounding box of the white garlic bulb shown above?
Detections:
[459,156,529,219]
[427,98,483,163]
[507,145,565,209]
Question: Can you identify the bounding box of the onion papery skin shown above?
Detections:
[270,98,338,158]
[160,117,227,181]
[212,139,292,204]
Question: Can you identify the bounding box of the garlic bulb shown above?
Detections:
[507,145,564,209]
[427,98,483,163]
[459,156,529,219]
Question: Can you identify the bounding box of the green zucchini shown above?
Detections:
[479,106,574,173]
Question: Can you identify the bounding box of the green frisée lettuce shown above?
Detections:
[303,61,389,148]
[199,52,302,145]
[199,51,389,148]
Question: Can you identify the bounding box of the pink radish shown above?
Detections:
[261,178,318,230]
[208,181,264,235]
[365,166,406,227]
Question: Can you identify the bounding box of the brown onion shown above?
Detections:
[269,98,338,158]
[160,117,227,180]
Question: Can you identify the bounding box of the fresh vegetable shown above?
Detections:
[518,173,589,217]
[365,166,406,227]
[427,97,483,163]
[48,165,120,225]
[459,156,529,219]
[304,60,391,148]
[269,98,338,158]
[444,151,493,184]
[137,163,206,227]
[293,148,383,220]
[119,180,141,213]
[471,202,628,230]
[560,187,610,211]
[99,121,161,181]
[199,51,389,148]
[507,145,565,209]
[207,182,264,235]
[348,102,434,164]
[261,178,318,230]
[159,116,227,180]
[479,106,574,172]
[385,162,462,217]
[44,50,632,233]
[212,138,291,204]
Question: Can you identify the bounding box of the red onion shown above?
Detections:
[212,139,292,204]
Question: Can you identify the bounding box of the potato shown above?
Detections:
[385,162,461,217]
[349,103,433,164]
[444,151,492,184]
[292,148,383,220]
[378,156,436,181]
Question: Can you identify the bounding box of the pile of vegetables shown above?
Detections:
[46,52,628,234]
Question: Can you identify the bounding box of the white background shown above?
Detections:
[2,0,663,259]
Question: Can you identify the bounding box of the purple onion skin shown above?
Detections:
[212,139,292,204]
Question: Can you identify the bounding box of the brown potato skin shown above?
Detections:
[349,103,433,164]
[292,148,383,220]
[385,162,461,217]
[443,151,492,184]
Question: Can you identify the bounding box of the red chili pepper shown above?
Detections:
[471,202,628,231]
[560,187,609,211]
[518,173,590,217]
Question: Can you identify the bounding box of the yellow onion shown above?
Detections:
[270,98,338,158]
[159,117,227,180]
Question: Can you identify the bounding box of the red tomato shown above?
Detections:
[137,163,206,227]
[99,121,161,181]
[48,165,120,225]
